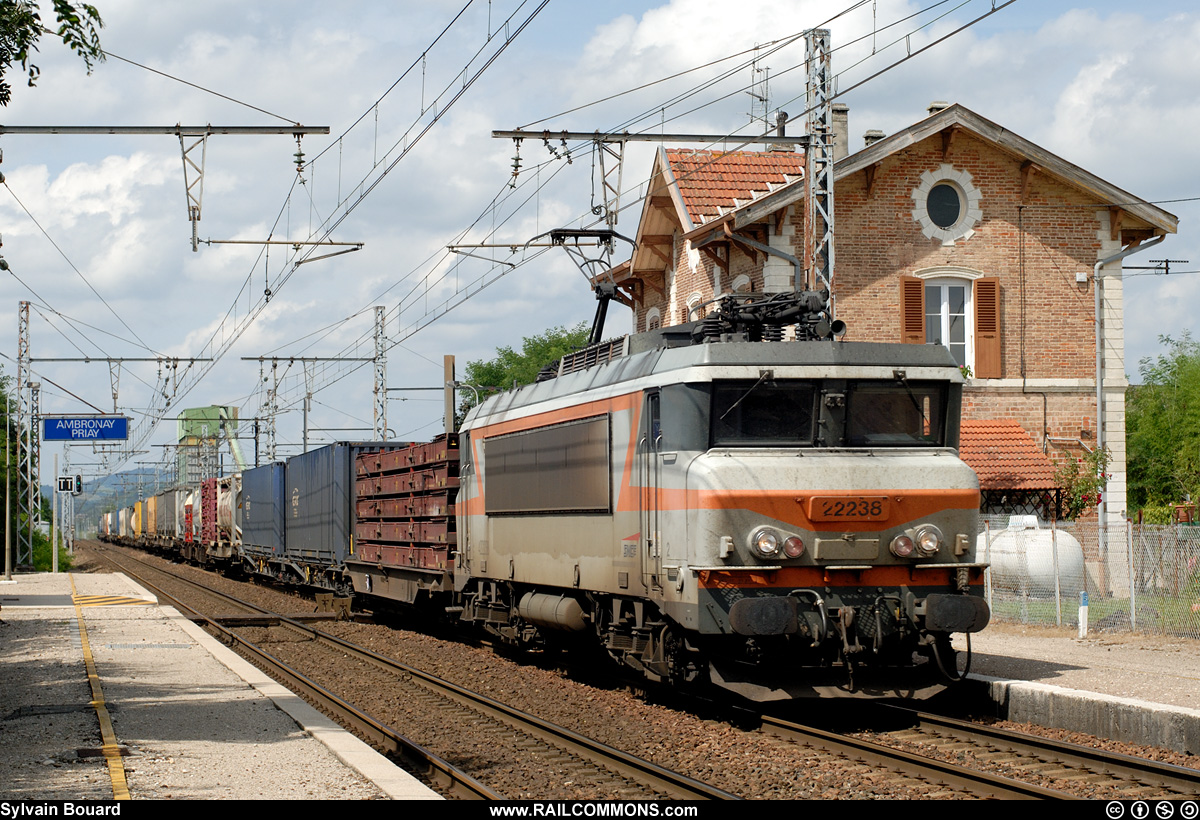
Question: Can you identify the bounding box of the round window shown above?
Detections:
[911,164,981,245]
[927,183,961,229]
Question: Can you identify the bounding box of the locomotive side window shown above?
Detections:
[710,380,816,446]
[483,415,611,515]
[845,381,948,447]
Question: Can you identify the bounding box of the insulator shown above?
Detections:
[701,314,722,341]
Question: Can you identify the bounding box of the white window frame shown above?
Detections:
[914,267,985,371]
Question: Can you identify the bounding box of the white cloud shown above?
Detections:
[4,0,1198,476]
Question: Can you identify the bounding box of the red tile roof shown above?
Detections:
[666,149,804,226]
[959,419,1058,490]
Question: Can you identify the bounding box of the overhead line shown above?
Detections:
[4,180,159,354]
[98,49,300,125]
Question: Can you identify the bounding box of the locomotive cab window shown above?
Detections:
[845,380,948,447]
[710,380,816,446]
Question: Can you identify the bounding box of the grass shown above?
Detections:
[990,591,1200,638]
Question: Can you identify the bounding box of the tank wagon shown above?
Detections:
[102,474,242,568]
[101,292,990,700]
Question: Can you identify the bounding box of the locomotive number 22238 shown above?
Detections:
[807,496,890,522]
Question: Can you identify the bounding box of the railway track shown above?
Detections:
[865,704,1200,800]
[749,711,1072,799]
[84,543,738,800]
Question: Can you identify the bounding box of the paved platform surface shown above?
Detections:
[0,572,440,801]
[953,623,1200,755]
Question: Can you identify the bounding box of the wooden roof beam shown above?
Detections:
[723,222,759,264]
[941,125,961,161]
[1109,206,1124,242]
[1021,160,1040,202]
[864,162,881,198]
[701,243,729,275]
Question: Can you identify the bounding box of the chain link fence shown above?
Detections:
[979,515,1200,640]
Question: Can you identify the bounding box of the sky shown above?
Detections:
[2,0,1198,493]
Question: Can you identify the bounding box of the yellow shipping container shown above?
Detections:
[146,495,158,538]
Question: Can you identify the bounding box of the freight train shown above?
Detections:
[100,290,990,701]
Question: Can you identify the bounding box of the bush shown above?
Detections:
[30,531,72,571]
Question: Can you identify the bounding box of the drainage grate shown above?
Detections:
[5,704,96,720]
[76,747,131,758]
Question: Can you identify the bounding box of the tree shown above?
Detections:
[458,322,591,420]
[0,1,104,106]
[1126,332,1200,512]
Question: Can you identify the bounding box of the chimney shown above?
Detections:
[863,129,886,148]
[769,111,795,152]
[927,100,950,117]
[832,103,849,161]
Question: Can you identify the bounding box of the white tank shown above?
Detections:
[977,516,1086,598]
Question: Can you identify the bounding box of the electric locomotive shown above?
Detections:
[445,290,989,700]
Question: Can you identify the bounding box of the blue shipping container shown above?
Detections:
[284,442,401,567]
[241,462,286,558]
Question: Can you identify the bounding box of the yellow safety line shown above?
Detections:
[72,595,153,607]
[69,574,131,801]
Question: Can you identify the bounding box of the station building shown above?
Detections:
[603,102,1178,530]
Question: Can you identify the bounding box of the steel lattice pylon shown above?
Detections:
[15,301,37,567]
[265,361,278,463]
[374,306,387,441]
[804,28,835,299]
[24,381,40,567]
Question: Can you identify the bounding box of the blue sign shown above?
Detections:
[43,416,129,441]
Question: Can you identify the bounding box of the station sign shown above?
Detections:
[43,415,129,441]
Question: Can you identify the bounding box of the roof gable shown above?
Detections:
[836,103,1177,235]
[696,103,1177,238]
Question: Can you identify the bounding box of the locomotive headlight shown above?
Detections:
[751,529,780,558]
[914,524,943,557]
[783,536,805,558]
[889,535,915,558]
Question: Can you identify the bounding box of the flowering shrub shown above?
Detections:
[1054,447,1111,520]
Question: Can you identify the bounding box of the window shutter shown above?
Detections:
[974,277,1002,378]
[900,276,925,344]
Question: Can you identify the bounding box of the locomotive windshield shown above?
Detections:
[711,380,817,446]
[845,380,948,447]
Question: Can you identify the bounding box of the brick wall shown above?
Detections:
[835,131,1103,381]
[627,129,1136,522]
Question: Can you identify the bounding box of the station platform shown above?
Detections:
[952,624,1200,755]
[0,571,440,801]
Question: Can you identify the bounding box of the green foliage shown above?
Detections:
[1127,332,1200,511]
[459,322,591,418]
[1138,504,1174,525]
[31,527,71,571]
[1053,446,1111,519]
[0,1,104,106]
